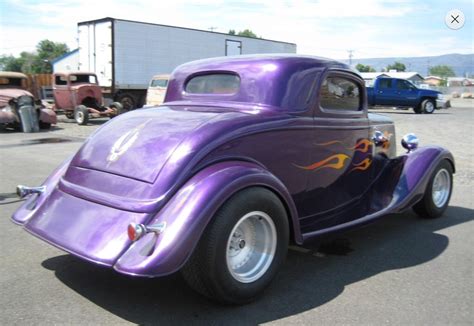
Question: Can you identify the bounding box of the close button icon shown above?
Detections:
[445,9,465,30]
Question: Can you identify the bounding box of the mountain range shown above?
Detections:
[341,53,473,77]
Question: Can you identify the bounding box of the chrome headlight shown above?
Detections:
[437,93,445,100]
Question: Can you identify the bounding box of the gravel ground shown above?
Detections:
[0,99,472,325]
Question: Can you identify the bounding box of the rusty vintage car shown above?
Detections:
[0,72,56,131]
[52,72,122,125]
[13,55,454,304]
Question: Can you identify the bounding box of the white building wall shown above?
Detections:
[53,51,80,72]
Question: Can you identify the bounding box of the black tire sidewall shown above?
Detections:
[205,187,289,303]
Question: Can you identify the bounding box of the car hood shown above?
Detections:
[419,89,440,96]
[0,88,33,108]
[71,106,244,184]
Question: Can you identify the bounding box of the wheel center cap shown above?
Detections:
[238,239,246,249]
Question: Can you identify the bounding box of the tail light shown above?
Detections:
[127,222,167,242]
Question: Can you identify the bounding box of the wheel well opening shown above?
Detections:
[261,186,298,246]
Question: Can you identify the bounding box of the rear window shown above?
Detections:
[185,73,240,94]
[378,79,391,89]
[150,78,169,88]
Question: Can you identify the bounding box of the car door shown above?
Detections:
[373,78,395,106]
[52,74,73,110]
[395,79,418,107]
[300,71,372,232]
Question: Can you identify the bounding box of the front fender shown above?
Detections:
[392,146,454,212]
[114,161,300,277]
[39,108,57,124]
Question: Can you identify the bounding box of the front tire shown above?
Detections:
[74,105,89,125]
[421,99,435,114]
[39,122,51,129]
[413,160,453,218]
[182,187,289,304]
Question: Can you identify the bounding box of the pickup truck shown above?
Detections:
[367,77,449,114]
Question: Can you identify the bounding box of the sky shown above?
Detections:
[0,0,472,60]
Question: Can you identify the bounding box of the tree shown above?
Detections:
[33,39,69,73]
[228,29,260,38]
[0,55,23,72]
[0,39,69,73]
[429,65,455,78]
[237,29,258,38]
[386,62,406,72]
[355,64,376,72]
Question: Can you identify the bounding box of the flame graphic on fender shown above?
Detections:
[316,139,373,153]
[349,158,372,173]
[294,154,350,171]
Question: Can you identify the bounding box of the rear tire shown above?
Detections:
[109,102,124,116]
[74,105,89,125]
[182,187,289,304]
[117,93,137,112]
[421,99,435,114]
[413,160,453,218]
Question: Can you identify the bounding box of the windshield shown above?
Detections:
[150,78,169,88]
[0,77,25,88]
[70,74,98,85]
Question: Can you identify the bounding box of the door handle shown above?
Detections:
[372,131,388,146]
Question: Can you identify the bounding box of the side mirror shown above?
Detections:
[401,133,419,153]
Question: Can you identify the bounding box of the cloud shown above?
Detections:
[0,0,472,59]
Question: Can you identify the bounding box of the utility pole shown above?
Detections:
[208,27,218,32]
[348,50,354,66]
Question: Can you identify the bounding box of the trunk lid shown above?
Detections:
[72,107,221,183]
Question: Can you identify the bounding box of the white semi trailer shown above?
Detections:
[78,17,297,110]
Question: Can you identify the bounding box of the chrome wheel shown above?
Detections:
[75,111,84,124]
[432,168,451,208]
[226,211,277,283]
[424,101,435,113]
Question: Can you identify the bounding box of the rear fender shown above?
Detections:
[114,161,300,277]
[11,155,73,225]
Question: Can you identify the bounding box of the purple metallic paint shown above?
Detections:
[11,55,455,278]
[115,161,299,277]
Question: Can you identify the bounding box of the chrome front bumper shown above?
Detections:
[436,99,451,109]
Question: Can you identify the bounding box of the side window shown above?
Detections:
[378,79,391,89]
[319,76,361,111]
[55,75,67,86]
[396,80,411,90]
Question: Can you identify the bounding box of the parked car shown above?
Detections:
[52,72,123,125]
[0,71,56,131]
[13,55,455,304]
[366,77,450,113]
[145,74,170,106]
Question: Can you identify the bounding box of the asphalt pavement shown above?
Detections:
[1,100,472,325]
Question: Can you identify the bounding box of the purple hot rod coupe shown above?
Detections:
[12,55,454,304]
